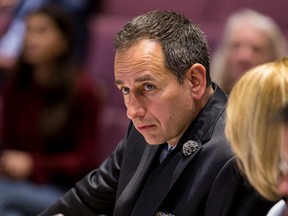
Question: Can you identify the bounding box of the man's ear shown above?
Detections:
[186,63,207,100]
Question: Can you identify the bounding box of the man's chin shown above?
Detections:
[143,137,164,145]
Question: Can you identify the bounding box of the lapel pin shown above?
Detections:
[182,140,199,157]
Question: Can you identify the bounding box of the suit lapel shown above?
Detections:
[131,136,203,216]
[114,143,161,216]
[171,137,202,184]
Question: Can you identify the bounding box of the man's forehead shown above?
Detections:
[115,73,158,85]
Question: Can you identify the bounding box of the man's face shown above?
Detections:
[115,39,196,146]
[278,125,288,197]
[225,23,273,87]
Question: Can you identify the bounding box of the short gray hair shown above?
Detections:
[114,10,211,85]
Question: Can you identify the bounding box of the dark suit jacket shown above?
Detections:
[39,85,275,216]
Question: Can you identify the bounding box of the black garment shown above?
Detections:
[39,84,275,216]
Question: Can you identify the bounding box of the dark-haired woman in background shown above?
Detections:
[0,5,102,216]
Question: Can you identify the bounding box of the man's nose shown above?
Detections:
[125,94,145,120]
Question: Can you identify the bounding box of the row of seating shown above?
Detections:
[101,0,288,29]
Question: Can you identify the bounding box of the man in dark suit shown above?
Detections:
[39,10,275,216]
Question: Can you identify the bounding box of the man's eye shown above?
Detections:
[121,87,130,95]
[144,84,154,91]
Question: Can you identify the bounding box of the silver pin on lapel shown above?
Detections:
[182,140,199,156]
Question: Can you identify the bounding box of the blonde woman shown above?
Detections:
[226,58,288,215]
[269,105,288,215]
[211,9,288,95]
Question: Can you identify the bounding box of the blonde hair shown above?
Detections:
[211,9,288,94]
[225,58,288,201]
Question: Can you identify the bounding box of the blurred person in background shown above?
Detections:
[0,0,101,91]
[0,0,45,72]
[0,5,102,216]
[225,58,288,215]
[211,9,288,95]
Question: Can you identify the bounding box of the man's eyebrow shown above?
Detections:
[135,74,156,82]
[115,75,156,85]
[115,79,123,85]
